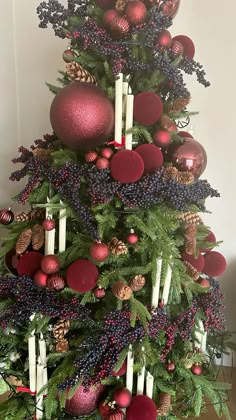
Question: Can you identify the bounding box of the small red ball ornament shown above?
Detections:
[47,273,65,291]
[41,255,60,274]
[172,35,195,60]
[178,131,193,139]
[66,259,99,292]
[110,150,144,183]
[42,218,55,231]
[113,387,132,408]
[181,251,205,272]
[126,395,157,420]
[125,1,147,25]
[135,144,164,174]
[112,359,127,376]
[89,242,109,262]
[191,364,202,376]
[153,129,171,148]
[203,251,227,277]
[197,278,211,289]
[160,0,180,18]
[165,361,176,373]
[65,383,106,416]
[101,147,114,159]
[155,29,172,48]
[134,91,163,126]
[0,208,14,225]
[33,270,48,288]
[111,16,130,38]
[199,230,216,253]
[96,157,110,170]
[171,40,184,56]
[95,0,116,9]
[17,251,44,277]
[94,288,106,299]
[50,82,114,150]
[63,49,75,63]
[103,9,119,28]
[85,151,98,163]
[126,230,139,245]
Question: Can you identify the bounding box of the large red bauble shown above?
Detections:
[153,129,171,148]
[203,251,227,277]
[0,208,14,225]
[160,0,180,18]
[135,144,163,174]
[182,251,205,272]
[50,82,114,150]
[96,0,116,9]
[125,1,147,25]
[172,35,195,60]
[199,230,216,253]
[89,242,109,262]
[66,259,99,292]
[155,29,172,48]
[41,255,60,274]
[33,270,48,288]
[103,9,118,28]
[134,91,163,126]
[17,251,44,277]
[178,131,193,139]
[112,359,127,376]
[110,150,144,183]
[126,395,157,420]
[166,138,207,179]
[65,383,106,416]
[113,387,132,408]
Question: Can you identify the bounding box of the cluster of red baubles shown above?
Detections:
[85,147,114,170]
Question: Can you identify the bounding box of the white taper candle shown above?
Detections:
[125,87,134,150]
[151,256,162,308]
[122,81,128,116]
[126,345,134,393]
[115,73,123,146]
[59,200,67,253]
[28,333,36,393]
[195,320,207,352]
[36,357,44,419]
[162,261,172,305]
[146,372,154,399]
[39,333,48,392]
[45,198,55,256]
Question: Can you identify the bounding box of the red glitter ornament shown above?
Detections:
[155,29,172,48]
[165,360,176,373]
[203,251,227,277]
[110,150,144,183]
[172,35,195,60]
[17,251,44,277]
[0,208,14,225]
[135,144,164,174]
[94,288,106,298]
[126,395,157,420]
[191,364,202,376]
[50,82,114,150]
[199,230,216,253]
[126,230,139,245]
[178,131,193,139]
[47,273,65,291]
[33,270,48,288]
[153,129,171,148]
[111,16,130,38]
[171,40,184,56]
[96,0,116,9]
[197,278,211,289]
[160,0,180,18]
[134,91,163,126]
[65,383,106,416]
[113,387,132,408]
[66,259,99,292]
[63,49,75,63]
[101,147,114,159]
[96,157,110,170]
[103,9,119,28]
[112,359,127,376]
[125,1,147,25]
[89,242,109,262]
[41,255,60,274]
[42,218,55,231]
[85,151,98,163]
[181,251,205,272]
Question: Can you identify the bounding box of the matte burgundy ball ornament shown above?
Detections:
[89,242,109,262]
[65,383,106,416]
[96,157,110,170]
[153,129,171,148]
[110,150,144,183]
[199,230,216,253]
[0,208,14,225]
[94,287,106,299]
[134,91,163,126]
[126,395,157,420]
[50,82,114,150]
[125,1,147,25]
[191,364,202,376]
[41,255,60,275]
[66,259,99,292]
[126,230,139,245]
[155,29,172,48]
[17,251,44,277]
[167,138,207,179]
[135,144,164,174]
[203,251,227,277]
[33,270,48,288]
[42,218,55,231]
[173,35,195,60]
[113,387,132,408]
[181,251,205,272]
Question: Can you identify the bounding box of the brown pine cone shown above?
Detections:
[158,393,171,416]
[66,62,98,85]
[165,166,178,178]
[185,224,197,238]
[8,375,23,387]
[56,339,69,353]
[183,261,199,281]
[185,238,197,256]
[14,208,45,222]
[167,96,191,113]
[109,237,128,256]
[175,171,194,185]
[47,273,65,291]
[130,275,146,291]
[16,228,32,255]
[31,224,44,251]
[115,0,126,11]
[32,148,51,160]
[176,211,202,225]
[112,281,132,300]
[53,320,70,340]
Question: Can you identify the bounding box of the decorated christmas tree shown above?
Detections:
[0,0,232,419]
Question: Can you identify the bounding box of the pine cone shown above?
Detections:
[167,96,191,113]
[31,224,44,251]
[130,275,146,291]
[8,375,23,387]
[176,211,202,225]
[184,224,197,255]
[14,208,45,222]
[183,261,199,280]
[175,171,194,185]
[56,339,69,353]
[185,238,197,255]
[158,392,171,416]
[47,274,65,291]
[109,238,128,256]
[53,320,70,340]
[32,148,51,160]
[16,228,32,255]
[66,62,98,85]
[115,0,127,11]
[112,281,132,300]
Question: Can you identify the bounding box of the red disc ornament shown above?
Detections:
[191,364,202,376]
[111,16,130,38]
[125,1,147,25]
[166,138,207,179]
[42,218,55,231]
[66,259,99,292]
[135,144,164,174]
[101,147,114,159]
[113,388,132,408]
[63,49,75,63]
[89,242,109,262]
[172,35,195,60]
[50,82,114,150]
[33,270,48,288]
[17,251,44,277]
[96,157,110,170]
[126,395,157,420]
[96,0,116,9]
[199,230,216,253]
[182,251,205,272]
[155,29,172,48]
[41,255,60,274]
[110,150,144,183]
[134,91,163,126]
[103,9,119,28]
[160,0,180,18]
[94,288,106,298]
[153,129,171,148]
[203,251,227,277]
[0,208,14,225]
[65,383,106,416]
[112,359,127,376]
[178,131,193,139]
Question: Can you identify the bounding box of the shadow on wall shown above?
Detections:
[220,259,236,343]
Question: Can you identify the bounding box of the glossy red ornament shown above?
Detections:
[171,40,184,56]
[63,49,75,63]
[108,408,125,420]
[33,270,48,288]
[134,91,163,126]
[0,208,14,225]
[66,259,99,292]
[65,383,106,416]
[167,138,207,179]
[113,387,132,408]
[199,230,216,253]
[96,157,110,170]
[126,231,139,245]
[96,0,116,9]
[126,395,157,420]
[153,129,171,148]
[155,29,172,48]
[89,242,109,262]
[178,131,193,139]
[165,361,176,373]
[112,359,127,376]
[42,218,55,231]
[101,147,114,159]
[181,251,205,272]
[50,82,114,150]
[98,400,113,418]
[17,251,44,277]
[111,16,130,38]
[125,1,147,25]
[191,364,202,376]
[110,150,144,183]
[173,35,195,60]
[85,151,98,163]
[94,288,106,298]
[135,144,164,174]
[103,9,119,28]
[203,251,227,277]
[160,0,180,18]
[197,278,211,289]
[41,255,60,274]
[47,273,65,291]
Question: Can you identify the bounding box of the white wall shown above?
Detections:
[1,0,235,345]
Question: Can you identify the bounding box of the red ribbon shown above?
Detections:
[16,386,36,395]
[107,137,125,147]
